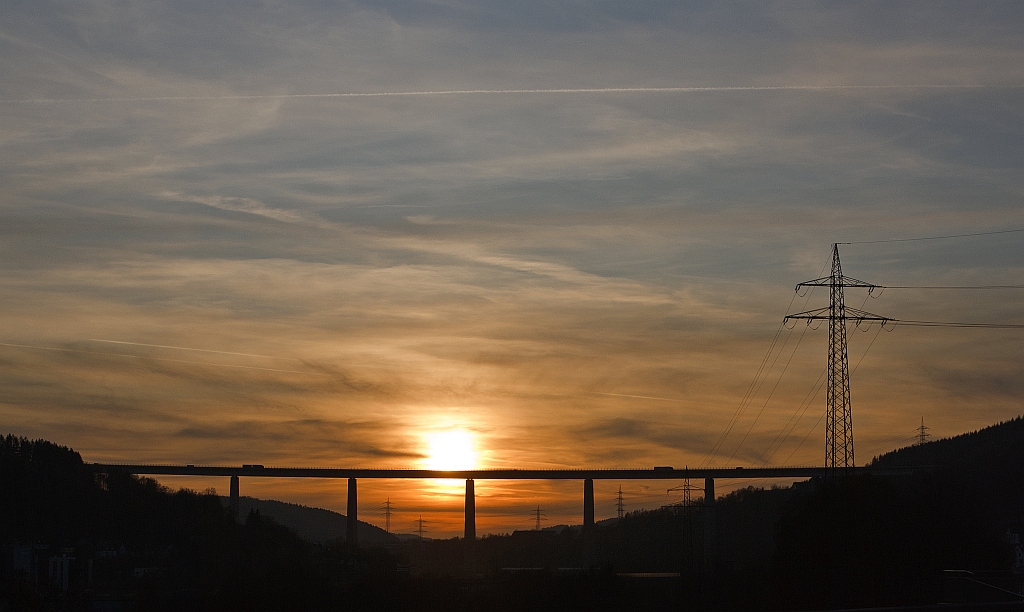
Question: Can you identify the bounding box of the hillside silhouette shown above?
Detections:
[3,418,1024,611]
[221,496,397,545]
[872,415,1024,471]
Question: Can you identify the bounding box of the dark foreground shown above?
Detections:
[4,417,1024,610]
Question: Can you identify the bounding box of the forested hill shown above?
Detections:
[0,435,394,610]
[222,495,398,544]
[870,415,1024,470]
[5,422,1024,611]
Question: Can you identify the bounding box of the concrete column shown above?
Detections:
[703,477,716,565]
[346,477,358,546]
[464,479,476,540]
[583,478,595,528]
[463,479,478,576]
[229,476,239,521]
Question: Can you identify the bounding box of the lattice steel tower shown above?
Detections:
[785,244,888,476]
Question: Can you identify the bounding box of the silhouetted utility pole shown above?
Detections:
[785,244,888,476]
[916,417,931,445]
[616,486,624,519]
[533,505,545,530]
[666,469,701,507]
[416,516,426,541]
[382,498,392,534]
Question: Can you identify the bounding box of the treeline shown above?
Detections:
[0,435,397,610]
[4,417,1024,611]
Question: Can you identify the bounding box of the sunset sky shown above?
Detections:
[2,0,1023,537]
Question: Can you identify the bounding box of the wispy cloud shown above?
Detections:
[1,0,1023,535]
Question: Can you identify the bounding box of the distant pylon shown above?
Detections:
[785,244,889,476]
[533,505,546,530]
[916,417,931,445]
[383,498,392,534]
[666,469,702,507]
[616,486,625,519]
[416,515,426,541]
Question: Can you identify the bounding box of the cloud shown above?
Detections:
[166,193,306,224]
[2,0,1024,535]
[175,419,423,461]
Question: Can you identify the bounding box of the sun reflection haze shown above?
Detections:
[423,429,479,471]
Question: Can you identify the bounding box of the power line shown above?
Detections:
[771,321,883,468]
[785,314,1024,329]
[724,325,809,465]
[876,285,1024,289]
[700,322,788,466]
[702,253,831,467]
[756,366,827,466]
[894,320,1024,329]
[840,228,1024,244]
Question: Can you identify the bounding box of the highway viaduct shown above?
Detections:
[88,464,914,544]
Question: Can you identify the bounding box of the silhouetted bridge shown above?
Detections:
[88,464,914,543]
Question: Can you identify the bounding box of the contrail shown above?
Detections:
[0,342,324,376]
[591,391,683,403]
[87,339,292,360]
[1,84,1008,104]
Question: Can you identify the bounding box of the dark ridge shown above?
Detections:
[5,423,1024,611]
[220,495,399,544]
[871,415,1024,469]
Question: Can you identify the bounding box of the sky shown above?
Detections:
[2,0,1023,537]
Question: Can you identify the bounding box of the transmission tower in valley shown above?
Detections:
[784,244,889,475]
[616,486,625,519]
[666,469,701,508]
[382,498,393,534]
[533,505,546,530]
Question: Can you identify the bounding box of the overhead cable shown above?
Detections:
[840,227,1024,244]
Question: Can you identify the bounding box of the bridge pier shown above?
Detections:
[583,478,595,528]
[465,479,476,540]
[347,477,358,546]
[229,475,239,521]
[703,477,716,565]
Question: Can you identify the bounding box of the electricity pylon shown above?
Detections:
[533,506,546,530]
[784,244,889,476]
[916,417,931,445]
[666,468,701,507]
[416,515,427,541]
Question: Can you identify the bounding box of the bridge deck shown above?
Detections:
[89,464,915,479]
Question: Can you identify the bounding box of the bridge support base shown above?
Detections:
[464,479,476,575]
[229,476,239,521]
[703,477,716,565]
[347,477,358,546]
[583,478,595,528]
[464,479,476,540]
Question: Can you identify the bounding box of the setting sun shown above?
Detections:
[423,429,479,471]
